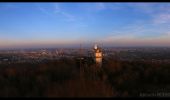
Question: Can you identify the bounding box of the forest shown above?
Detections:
[0,57,170,97]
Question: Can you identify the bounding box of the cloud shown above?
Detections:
[96,17,170,46]
[117,3,170,39]
[36,3,76,22]
[102,35,136,43]
[60,12,76,21]
[99,33,170,46]
[93,3,129,11]
[79,3,107,12]
[54,3,60,13]
[53,4,76,22]
[36,4,54,17]
[128,3,156,14]
[106,22,154,39]
[0,3,19,10]
[153,13,170,24]
[128,3,170,24]
[94,3,106,10]
[85,3,126,12]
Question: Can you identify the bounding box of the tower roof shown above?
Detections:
[94,44,98,50]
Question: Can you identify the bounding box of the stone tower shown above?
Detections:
[93,44,103,67]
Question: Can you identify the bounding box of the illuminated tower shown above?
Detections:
[94,44,103,67]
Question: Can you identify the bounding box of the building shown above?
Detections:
[93,44,103,67]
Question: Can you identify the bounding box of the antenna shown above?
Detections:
[79,43,83,77]
[101,42,104,53]
[80,44,82,56]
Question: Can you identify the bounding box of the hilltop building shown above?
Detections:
[93,44,103,67]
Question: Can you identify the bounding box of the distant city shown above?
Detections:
[1,46,170,64]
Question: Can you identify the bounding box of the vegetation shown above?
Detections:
[0,57,170,97]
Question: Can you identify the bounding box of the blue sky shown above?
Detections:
[1,2,170,49]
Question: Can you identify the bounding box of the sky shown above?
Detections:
[1,2,170,49]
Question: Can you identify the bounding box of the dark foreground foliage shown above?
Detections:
[0,57,170,97]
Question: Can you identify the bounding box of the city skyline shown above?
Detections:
[1,2,170,49]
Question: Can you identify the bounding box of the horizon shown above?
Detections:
[1,45,170,51]
[1,2,170,49]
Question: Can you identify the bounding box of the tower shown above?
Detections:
[79,44,84,77]
[93,44,103,67]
